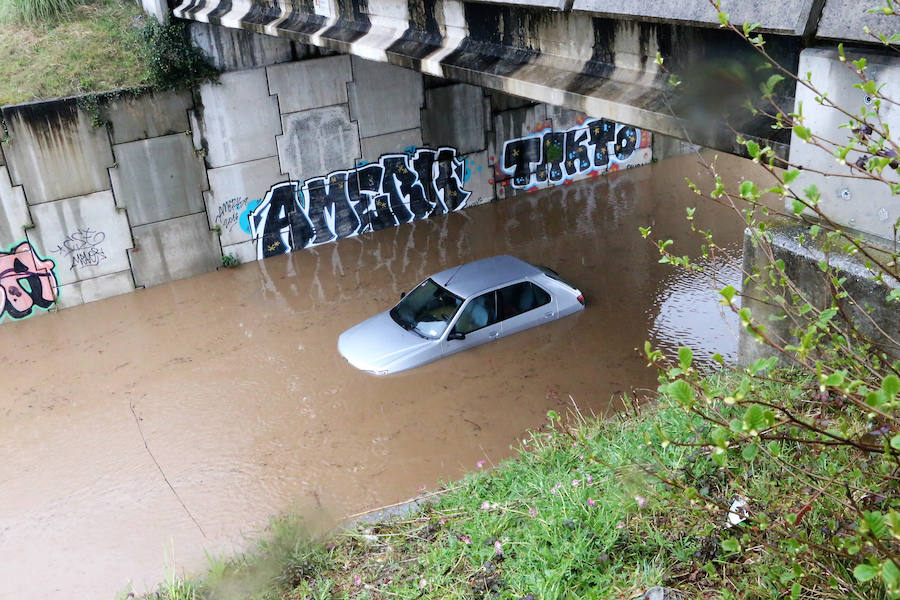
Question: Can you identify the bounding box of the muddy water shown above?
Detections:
[0,152,756,599]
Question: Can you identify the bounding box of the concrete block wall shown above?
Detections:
[0,37,652,325]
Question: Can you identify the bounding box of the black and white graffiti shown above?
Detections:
[52,228,108,270]
[249,147,470,259]
[500,118,649,189]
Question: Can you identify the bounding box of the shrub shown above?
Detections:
[135,19,219,91]
[644,2,900,598]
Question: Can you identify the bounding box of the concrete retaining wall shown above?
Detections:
[0,44,652,326]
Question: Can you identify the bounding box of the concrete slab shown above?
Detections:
[359,128,422,164]
[0,166,30,245]
[189,21,294,70]
[27,191,132,286]
[348,56,424,138]
[56,270,135,310]
[130,213,223,287]
[205,156,287,246]
[103,90,194,145]
[277,104,361,182]
[422,83,486,155]
[817,0,899,43]
[111,134,209,227]
[267,56,353,114]
[460,150,493,207]
[570,0,815,35]
[1,99,114,204]
[790,48,899,243]
[192,69,282,168]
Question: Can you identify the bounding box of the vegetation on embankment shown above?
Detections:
[139,370,897,600]
[0,0,218,106]
[0,0,146,105]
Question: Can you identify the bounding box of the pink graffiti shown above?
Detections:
[0,241,59,321]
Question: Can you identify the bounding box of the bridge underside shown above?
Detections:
[173,0,800,158]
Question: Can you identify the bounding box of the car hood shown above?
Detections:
[338,311,435,373]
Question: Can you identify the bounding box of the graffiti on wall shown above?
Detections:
[500,118,650,189]
[52,228,108,270]
[0,241,59,322]
[249,147,470,259]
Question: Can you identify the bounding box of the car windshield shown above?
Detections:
[390,279,463,339]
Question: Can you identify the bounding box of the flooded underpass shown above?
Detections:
[0,152,757,599]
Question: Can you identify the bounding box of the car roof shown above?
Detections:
[431,255,542,298]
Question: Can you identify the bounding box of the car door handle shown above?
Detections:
[488,331,499,338]
[544,311,555,319]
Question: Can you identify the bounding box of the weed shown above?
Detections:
[221,253,238,268]
[134,20,219,92]
[0,0,77,24]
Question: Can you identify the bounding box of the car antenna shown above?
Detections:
[443,265,464,287]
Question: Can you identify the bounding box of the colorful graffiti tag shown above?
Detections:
[0,241,59,322]
[249,147,470,259]
[500,118,650,189]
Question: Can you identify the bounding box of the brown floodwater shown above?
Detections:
[0,152,757,599]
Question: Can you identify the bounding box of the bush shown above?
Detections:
[644,2,900,598]
[135,19,219,91]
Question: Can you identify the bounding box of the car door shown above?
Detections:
[497,281,556,337]
[441,291,501,357]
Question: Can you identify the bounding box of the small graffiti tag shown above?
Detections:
[249,147,470,260]
[215,197,250,233]
[53,228,107,270]
[0,241,59,322]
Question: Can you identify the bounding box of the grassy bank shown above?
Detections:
[141,372,893,600]
[0,0,146,105]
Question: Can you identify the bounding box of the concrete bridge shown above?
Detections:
[164,0,887,153]
[162,0,898,244]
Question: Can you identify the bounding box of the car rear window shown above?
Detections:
[535,264,576,289]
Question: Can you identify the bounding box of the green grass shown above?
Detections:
[0,0,147,105]
[141,371,892,600]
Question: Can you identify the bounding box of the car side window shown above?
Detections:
[453,292,498,335]
[498,282,551,320]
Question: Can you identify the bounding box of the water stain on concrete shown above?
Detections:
[0,152,755,599]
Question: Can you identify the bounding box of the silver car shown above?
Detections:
[338,255,585,374]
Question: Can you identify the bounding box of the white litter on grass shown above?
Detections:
[727,497,750,527]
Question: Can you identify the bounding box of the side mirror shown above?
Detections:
[400,291,406,299]
[447,331,466,341]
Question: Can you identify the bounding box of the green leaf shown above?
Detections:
[745,140,760,159]
[721,538,740,553]
[679,347,694,370]
[783,169,801,185]
[666,380,695,408]
[742,442,759,461]
[718,11,730,26]
[794,125,812,141]
[883,374,899,400]
[720,285,738,305]
[743,405,766,434]
[883,559,900,592]
[854,563,880,583]
[865,511,889,540]
[891,434,900,451]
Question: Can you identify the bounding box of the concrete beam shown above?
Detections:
[172,0,799,157]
